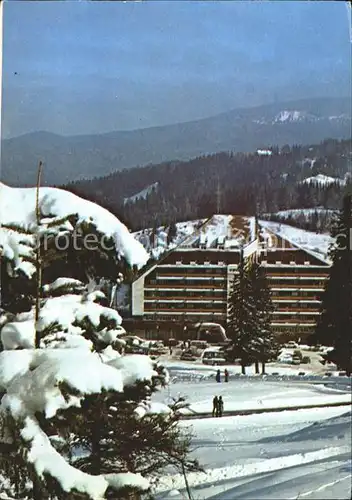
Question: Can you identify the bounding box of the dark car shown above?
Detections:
[167,338,179,347]
[180,351,196,361]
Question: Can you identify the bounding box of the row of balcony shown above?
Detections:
[150,272,327,280]
[144,296,320,306]
[144,311,225,316]
[270,285,325,290]
[273,309,319,314]
[145,284,225,290]
[146,282,325,290]
[144,307,319,316]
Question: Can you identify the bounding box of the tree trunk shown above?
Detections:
[241,364,246,375]
[261,362,266,374]
[32,474,43,500]
[91,432,101,475]
[182,459,193,500]
[35,161,43,349]
[254,361,259,374]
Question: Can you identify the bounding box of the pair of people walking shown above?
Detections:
[212,395,224,417]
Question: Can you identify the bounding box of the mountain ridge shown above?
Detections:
[2,96,351,186]
[5,96,349,141]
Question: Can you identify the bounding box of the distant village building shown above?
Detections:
[126,215,330,343]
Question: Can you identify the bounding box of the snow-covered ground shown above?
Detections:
[274,110,309,123]
[154,375,351,414]
[123,182,159,205]
[153,377,351,499]
[133,218,206,259]
[301,174,346,187]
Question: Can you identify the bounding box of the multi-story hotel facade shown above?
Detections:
[128,215,330,342]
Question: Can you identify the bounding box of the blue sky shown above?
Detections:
[2,0,351,138]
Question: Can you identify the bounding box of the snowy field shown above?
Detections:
[155,377,351,415]
[153,377,351,499]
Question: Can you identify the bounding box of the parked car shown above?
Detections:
[180,351,196,361]
[125,344,145,354]
[293,349,303,360]
[190,340,207,349]
[278,351,293,364]
[201,347,226,366]
[167,338,179,347]
[149,346,164,356]
[284,341,298,349]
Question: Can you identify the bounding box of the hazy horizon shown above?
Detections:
[2,1,351,139]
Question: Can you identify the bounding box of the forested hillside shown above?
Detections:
[63,138,351,232]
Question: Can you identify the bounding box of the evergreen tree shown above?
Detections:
[54,397,200,484]
[167,221,177,246]
[248,261,279,374]
[313,194,352,375]
[0,185,199,499]
[149,221,158,249]
[226,253,256,374]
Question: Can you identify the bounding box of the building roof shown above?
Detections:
[180,214,256,249]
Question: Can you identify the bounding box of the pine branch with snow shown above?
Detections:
[0,182,197,499]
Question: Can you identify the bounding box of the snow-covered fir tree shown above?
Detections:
[313,194,352,375]
[248,261,279,374]
[0,182,199,499]
[226,253,257,374]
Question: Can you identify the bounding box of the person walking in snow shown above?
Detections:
[215,369,221,383]
[218,396,224,417]
[224,368,229,382]
[212,395,218,417]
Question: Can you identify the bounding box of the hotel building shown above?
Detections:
[128,215,330,342]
